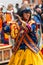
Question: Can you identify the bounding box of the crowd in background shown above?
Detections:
[0,0,43,45]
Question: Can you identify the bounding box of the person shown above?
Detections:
[2,13,10,44]
[8,6,43,65]
[15,3,19,11]
[7,4,14,22]
[41,13,43,32]
[33,5,42,23]
[39,0,43,59]
[2,4,13,44]
[2,4,15,44]
[0,4,4,43]
[39,0,43,11]
[39,0,43,33]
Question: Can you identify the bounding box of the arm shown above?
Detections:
[26,20,36,32]
[14,14,24,23]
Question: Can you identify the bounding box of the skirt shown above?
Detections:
[8,49,43,65]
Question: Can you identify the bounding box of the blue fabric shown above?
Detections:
[1,31,4,43]
[3,22,10,33]
[19,32,38,53]
[31,24,36,32]
[33,15,41,23]
[18,21,38,50]
[20,43,26,50]
[41,19,43,24]
[18,20,39,52]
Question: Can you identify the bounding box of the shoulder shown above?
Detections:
[28,20,35,26]
[32,14,41,23]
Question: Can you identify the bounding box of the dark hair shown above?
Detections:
[22,11,31,21]
[19,8,31,21]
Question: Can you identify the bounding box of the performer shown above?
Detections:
[8,6,43,65]
[0,5,4,43]
[2,4,15,44]
[2,9,11,44]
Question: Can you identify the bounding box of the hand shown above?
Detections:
[22,22,26,28]
[14,14,20,18]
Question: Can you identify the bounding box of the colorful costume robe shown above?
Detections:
[3,12,12,44]
[8,19,43,65]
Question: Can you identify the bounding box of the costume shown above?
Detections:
[2,11,12,44]
[32,6,43,59]
[8,7,43,65]
[0,13,3,43]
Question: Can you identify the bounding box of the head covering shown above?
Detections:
[18,6,31,17]
[0,3,3,8]
[21,7,31,13]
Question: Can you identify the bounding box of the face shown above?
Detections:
[41,14,43,19]
[8,4,14,11]
[10,6,13,10]
[23,12,31,21]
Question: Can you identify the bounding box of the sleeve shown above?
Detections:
[31,23,36,32]
[26,20,36,32]
[33,15,40,23]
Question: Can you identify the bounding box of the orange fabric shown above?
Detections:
[10,23,19,39]
[4,33,9,40]
[0,18,2,31]
[42,34,43,40]
[6,13,12,23]
[39,34,43,59]
[28,20,35,26]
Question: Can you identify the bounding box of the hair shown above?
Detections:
[7,4,13,10]
[19,9,31,21]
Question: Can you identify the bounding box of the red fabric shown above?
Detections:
[0,18,2,31]
[41,48,43,54]
[0,44,9,46]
